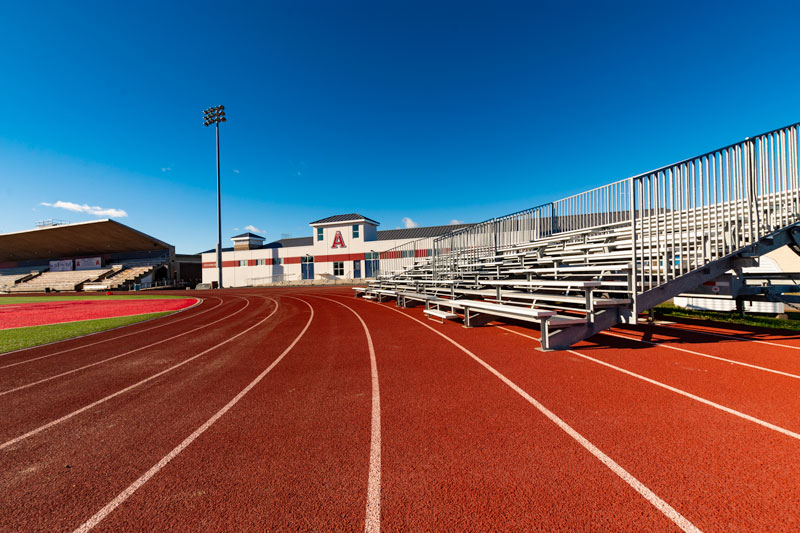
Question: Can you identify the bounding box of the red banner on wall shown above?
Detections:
[75,257,102,270]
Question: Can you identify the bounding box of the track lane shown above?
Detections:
[320,294,683,531]
[0,294,303,531]
[650,319,800,348]
[0,296,275,447]
[310,294,381,532]
[364,301,800,531]
[0,295,224,371]
[611,322,800,373]
[0,296,253,394]
[580,327,800,433]
[72,295,375,531]
[0,295,220,363]
[0,298,199,329]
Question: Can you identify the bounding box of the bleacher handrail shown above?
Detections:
[414,121,800,308]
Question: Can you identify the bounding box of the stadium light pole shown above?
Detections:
[203,105,226,289]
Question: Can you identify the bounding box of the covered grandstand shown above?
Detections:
[0,220,184,293]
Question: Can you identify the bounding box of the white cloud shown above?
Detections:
[40,200,128,218]
[244,224,264,233]
[161,167,172,172]
[402,217,419,229]
[233,169,240,174]
[448,219,464,225]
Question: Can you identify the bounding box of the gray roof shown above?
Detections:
[376,224,472,240]
[263,236,314,248]
[206,224,471,253]
[231,232,265,240]
[309,213,379,225]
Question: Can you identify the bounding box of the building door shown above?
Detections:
[353,260,361,278]
[301,256,314,280]
[364,253,379,278]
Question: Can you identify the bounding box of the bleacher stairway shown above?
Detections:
[367,122,800,350]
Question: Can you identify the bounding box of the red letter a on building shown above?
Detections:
[331,230,346,249]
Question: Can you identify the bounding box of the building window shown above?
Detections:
[256,258,266,266]
[239,260,247,267]
[352,224,360,238]
[274,257,282,265]
[317,228,324,241]
[333,261,344,276]
[353,260,361,278]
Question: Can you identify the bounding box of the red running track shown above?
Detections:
[2,286,800,531]
[0,298,198,329]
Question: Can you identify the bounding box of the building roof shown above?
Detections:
[0,219,173,263]
[204,236,313,254]
[263,236,314,248]
[376,224,472,240]
[231,232,265,240]
[204,224,472,253]
[309,213,380,225]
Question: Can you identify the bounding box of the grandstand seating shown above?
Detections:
[84,265,156,290]
[362,122,800,350]
[0,269,40,292]
[9,269,112,292]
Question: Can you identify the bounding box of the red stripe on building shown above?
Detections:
[203,253,368,268]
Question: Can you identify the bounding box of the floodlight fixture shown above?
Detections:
[203,104,227,288]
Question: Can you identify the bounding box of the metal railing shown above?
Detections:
[246,273,300,285]
[378,236,437,277]
[384,121,800,309]
[631,122,800,299]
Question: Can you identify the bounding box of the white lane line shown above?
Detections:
[0,297,279,451]
[653,321,800,351]
[0,297,252,395]
[342,297,700,533]
[73,297,313,533]
[0,297,220,366]
[308,295,381,533]
[496,326,800,443]
[599,330,800,381]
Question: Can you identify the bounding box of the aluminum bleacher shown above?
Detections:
[361,121,800,350]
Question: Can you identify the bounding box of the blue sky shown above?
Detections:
[1,1,799,253]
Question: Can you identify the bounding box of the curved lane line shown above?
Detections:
[0,296,252,395]
[307,295,381,533]
[599,330,800,381]
[0,296,221,365]
[0,297,279,451]
[337,297,701,533]
[1,299,201,331]
[496,326,800,443]
[654,321,800,351]
[72,296,314,532]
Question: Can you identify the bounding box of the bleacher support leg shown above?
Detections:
[540,317,551,351]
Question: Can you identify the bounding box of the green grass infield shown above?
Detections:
[651,302,800,332]
[0,295,188,306]
[0,312,172,353]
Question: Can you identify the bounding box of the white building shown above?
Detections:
[201,214,470,287]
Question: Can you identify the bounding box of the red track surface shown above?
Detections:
[2,287,800,531]
[0,298,197,329]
